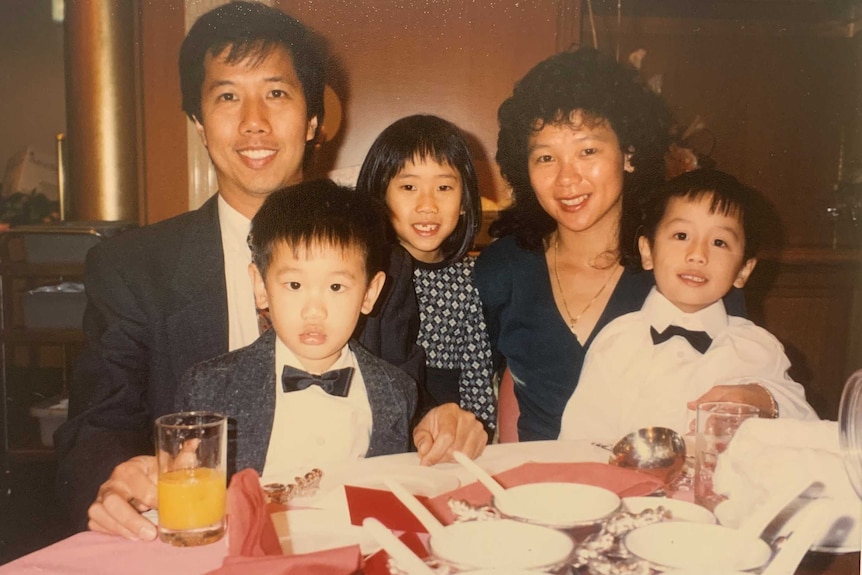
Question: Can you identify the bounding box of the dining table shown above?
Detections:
[0,440,858,575]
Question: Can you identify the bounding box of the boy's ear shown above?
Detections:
[249,263,269,310]
[624,148,635,173]
[733,257,757,288]
[637,236,654,270]
[360,271,387,315]
[306,116,320,143]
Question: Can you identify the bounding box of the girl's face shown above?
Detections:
[385,157,463,263]
[527,111,632,241]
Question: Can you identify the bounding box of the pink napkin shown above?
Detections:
[204,468,362,575]
[427,461,664,524]
[225,468,281,557]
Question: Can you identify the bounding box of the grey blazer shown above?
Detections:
[175,329,418,474]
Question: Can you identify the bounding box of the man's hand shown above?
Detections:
[413,403,488,466]
[88,456,159,541]
[687,383,777,418]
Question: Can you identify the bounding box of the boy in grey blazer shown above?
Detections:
[176,180,418,477]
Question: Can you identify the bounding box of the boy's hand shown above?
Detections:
[687,383,778,419]
[88,456,159,541]
[413,403,487,466]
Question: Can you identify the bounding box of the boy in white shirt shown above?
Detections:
[176,180,418,477]
[559,169,818,443]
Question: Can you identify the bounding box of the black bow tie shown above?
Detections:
[650,325,713,354]
[281,365,354,397]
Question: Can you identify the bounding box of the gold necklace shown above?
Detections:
[553,236,620,332]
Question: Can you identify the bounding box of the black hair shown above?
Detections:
[179,1,325,131]
[355,114,481,265]
[249,179,386,281]
[641,169,773,261]
[491,47,672,268]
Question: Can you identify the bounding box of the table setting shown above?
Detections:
[2,381,861,575]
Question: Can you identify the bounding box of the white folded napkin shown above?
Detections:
[712,418,861,550]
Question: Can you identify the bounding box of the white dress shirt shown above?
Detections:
[262,339,373,480]
[559,288,819,443]
[218,196,259,351]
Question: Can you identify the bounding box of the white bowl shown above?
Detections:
[493,482,620,528]
[623,496,716,524]
[430,519,574,571]
[624,522,771,571]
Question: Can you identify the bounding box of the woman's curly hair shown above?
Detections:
[491,48,673,269]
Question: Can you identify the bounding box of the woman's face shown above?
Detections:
[527,112,632,240]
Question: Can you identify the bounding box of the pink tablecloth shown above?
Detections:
[0,532,226,575]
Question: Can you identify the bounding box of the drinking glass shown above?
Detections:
[694,402,759,511]
[155,411,227,546]
[839,369,862,499]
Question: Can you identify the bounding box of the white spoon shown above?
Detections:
[452,450,506,498]
[362,517,436,575]
[383,477,446,539]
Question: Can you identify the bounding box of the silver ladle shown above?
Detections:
[593,426,687,484]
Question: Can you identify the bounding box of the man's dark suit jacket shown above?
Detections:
[54,194,423,530]
[176,331,418,474]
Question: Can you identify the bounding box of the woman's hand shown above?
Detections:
[413,403,488,465]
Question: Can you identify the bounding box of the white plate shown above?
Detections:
[623,497,716,524]
[430,519,574,571]
[264,461,460,502]
[493,482,620,528]
[272,508,380,555]
[624,522,771,571]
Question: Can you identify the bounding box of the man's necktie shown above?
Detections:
[281,365,354,397]
[650,325,713,354]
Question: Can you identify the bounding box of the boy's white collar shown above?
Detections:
[643,287,728,339]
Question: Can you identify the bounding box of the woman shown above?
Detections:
[475,48,749,441]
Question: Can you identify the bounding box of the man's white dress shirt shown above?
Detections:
[262,339,373,480]
[559,288,819,443]
[218,195,259,351]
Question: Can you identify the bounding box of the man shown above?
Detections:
[56,1,486,539]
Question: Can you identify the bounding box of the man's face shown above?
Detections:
[250,241,385,374]
[195,45,318,216]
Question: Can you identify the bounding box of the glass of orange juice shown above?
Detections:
[155,411,227,546]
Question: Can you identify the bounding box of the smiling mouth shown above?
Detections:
[413,223,440,234]
[239,149,276,160]
[560,194,589,207]
[679,274,707,284]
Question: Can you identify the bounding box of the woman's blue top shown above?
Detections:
[474,235,744,441]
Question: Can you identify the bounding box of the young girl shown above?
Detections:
[356,114,496,432]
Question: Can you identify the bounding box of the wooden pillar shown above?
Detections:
[64,0,140,223]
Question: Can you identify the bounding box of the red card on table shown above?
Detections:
[345,485,433,533]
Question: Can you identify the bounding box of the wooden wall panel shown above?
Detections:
[746,251,862,420]
[589,12,857,247]
[139,0,187,224]
[277,0,560,205]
